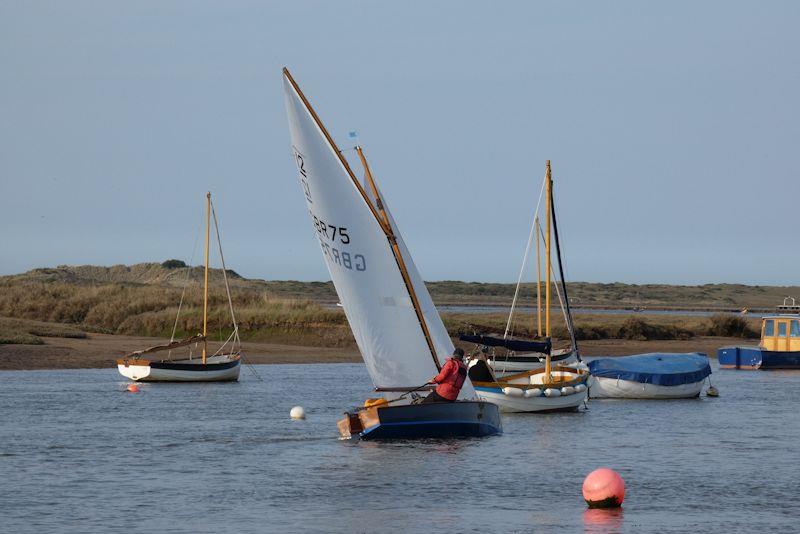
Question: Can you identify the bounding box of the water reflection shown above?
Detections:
[583,507,624,533]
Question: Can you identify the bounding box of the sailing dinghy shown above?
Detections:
[116,193,241,382]
[466,162,588,412]
[283,68,500,439]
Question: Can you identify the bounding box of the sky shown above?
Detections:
[1,1,798,285]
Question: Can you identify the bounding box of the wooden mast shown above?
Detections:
[282,68,392,237]
[535,217,542,338]
[544,162,552,381]
[355,146,441,371]
[202,191,211,365]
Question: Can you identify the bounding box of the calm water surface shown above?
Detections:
[1,362,798,533]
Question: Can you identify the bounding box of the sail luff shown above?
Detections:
[282,68,392,237]
[283,69,463,394]
[355,146,441,371]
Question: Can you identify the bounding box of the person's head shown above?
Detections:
[452,348,465,360]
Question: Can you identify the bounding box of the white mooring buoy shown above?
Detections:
[290,406,306,420]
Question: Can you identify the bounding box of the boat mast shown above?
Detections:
[202,191,211,365]
[535,217,542,338]
[545,162,552,382]
[355,146,441,371]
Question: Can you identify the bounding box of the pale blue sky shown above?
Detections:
[1,1,798,284]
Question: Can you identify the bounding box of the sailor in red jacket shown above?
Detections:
[422,348,468,403]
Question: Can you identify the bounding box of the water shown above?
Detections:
[1,362,798,533]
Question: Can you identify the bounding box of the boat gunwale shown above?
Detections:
[116,353,241,370]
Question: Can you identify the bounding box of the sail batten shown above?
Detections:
[283,69,473,397]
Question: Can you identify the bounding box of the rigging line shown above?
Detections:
[211,199,241,349]
[168,212,204,358]
[241,352,264,381]
[212,330,236,356]
[504,176,548,339]
[504,215,535,339]
[536,223,573,343]
[550,182,579,356]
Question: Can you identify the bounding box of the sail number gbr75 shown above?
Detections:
[311,212,366,272]
[293,147,367,273]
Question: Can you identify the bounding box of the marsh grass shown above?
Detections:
[0,317,87,345]
[445,311,760,342]
[0,264,768,346]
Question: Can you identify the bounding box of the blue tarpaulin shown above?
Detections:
[588,353,711,386]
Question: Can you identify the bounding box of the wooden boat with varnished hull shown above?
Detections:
[337,401,501,440]
[284,68,501,440]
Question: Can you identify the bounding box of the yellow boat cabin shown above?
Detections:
[760,315,800,351]
[718,298,800,369]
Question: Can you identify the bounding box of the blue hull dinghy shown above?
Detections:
[338,401,502,440]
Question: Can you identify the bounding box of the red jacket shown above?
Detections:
[432,357,467,400]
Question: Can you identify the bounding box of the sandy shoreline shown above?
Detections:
[0,333,748,371]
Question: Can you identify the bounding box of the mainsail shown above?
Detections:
[283,69,474,398]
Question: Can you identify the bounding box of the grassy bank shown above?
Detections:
[446,311,759,345]
[0,317,88,345]
[0,263,769,348]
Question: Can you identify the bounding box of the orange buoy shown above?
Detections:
[126,384,140,393]
[582,468,625,508]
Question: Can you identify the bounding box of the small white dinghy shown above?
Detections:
[588,353,711,399]
[116,192,242,383]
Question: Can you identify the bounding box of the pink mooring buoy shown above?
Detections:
[126,384,140,393]
[582,468,625,508]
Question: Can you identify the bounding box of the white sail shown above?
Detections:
[283,70,473,398]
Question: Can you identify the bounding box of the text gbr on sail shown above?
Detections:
[293,146,367,272]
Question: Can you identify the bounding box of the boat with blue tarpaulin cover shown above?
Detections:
[588,353,711,399]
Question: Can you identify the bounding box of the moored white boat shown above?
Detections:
[466,163,589,413]
[115,192,243,383]
[587,353,711,399]
[470,359,588,412]
[117,353,240,382]
[588,376,704,399]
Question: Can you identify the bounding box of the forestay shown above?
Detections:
[283,70,474,398]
